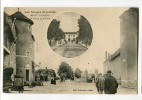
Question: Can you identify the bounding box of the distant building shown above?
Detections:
[103,8,138,88]
[3,13,17,85]
[64,32,78,42]
[104,49,121,81]
[11,11,35,82]
[35,68,55,81]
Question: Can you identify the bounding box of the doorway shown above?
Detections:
[26,70,29,81]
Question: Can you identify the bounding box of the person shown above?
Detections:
[40,74,43,86]
[51,77,56,85]
[14,76,24,93]
[96,73,105,94]
[104,70,118,94]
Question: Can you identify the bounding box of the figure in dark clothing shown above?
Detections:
[104,70,118,94]
[40,74,43,81]
[51,77,56,85]
[40,74,43,86]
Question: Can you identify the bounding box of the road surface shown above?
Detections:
[11,81,137,94]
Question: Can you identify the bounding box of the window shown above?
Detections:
[26,51,30,57]
[28,24,31,31]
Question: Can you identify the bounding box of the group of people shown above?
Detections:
[95,70,118,94]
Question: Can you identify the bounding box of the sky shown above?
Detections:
[56,12,80,32]
[4,7,129,74]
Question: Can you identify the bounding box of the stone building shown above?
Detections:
[120,8,138,88]
[3,13,17,84]
[103,49,121,83]
[103,8,138,88]
[11,11,35,82]
[64,32,78,42]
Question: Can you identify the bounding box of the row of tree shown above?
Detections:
[47,16,93,46]
[47,19,64,42]
[36,62,94,81]
[77,16,93,46]
[57,62,82,79]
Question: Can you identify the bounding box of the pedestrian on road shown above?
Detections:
[51,77,56,85]
[96,73,105,94]
[104,70,118,94]
[14,76,24,93]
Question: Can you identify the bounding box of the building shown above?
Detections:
[120,8,138,88]
[104,49,121,82]
[3,13,17,85]
[11,11,35,82]
[103,8,138,88]
[64,32,78,42]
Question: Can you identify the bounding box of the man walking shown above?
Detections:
[96,73,105,94]
[104,70,118,94]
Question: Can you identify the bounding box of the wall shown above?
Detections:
[120,8,138,88]
[103,8,138,88]
[104,54,121,80]
[15,19,35,81]
[65,33,78,42]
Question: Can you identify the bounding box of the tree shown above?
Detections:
[77,16,93,46]
[74,68,82,78]
[47,19,64,42]
[58,62,73,79]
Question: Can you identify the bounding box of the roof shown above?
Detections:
[104,48,120,63]
[109,48,120,61]
[64,32,77,34]
[4,12,17,41]
[11,11,34,25]
[119,8,139,19]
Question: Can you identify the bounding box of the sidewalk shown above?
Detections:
[117,86,137,94]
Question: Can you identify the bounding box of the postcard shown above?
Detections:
[3,7,138,94]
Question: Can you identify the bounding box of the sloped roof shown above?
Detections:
[109,48,120,61]
[11,11,34,25]
[119,8,139,19]
[104,48,120,63]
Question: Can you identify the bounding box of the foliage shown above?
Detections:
[74,68,82,78]
[77,16,93,45]
[47,19,64,41]
[3,67,13,80]
[36,69,56,77]
[58,62,73,79]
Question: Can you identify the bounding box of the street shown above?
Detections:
[11,81,137,94]
[53,42,88,58]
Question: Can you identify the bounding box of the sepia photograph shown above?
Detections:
[3,7,138,94]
